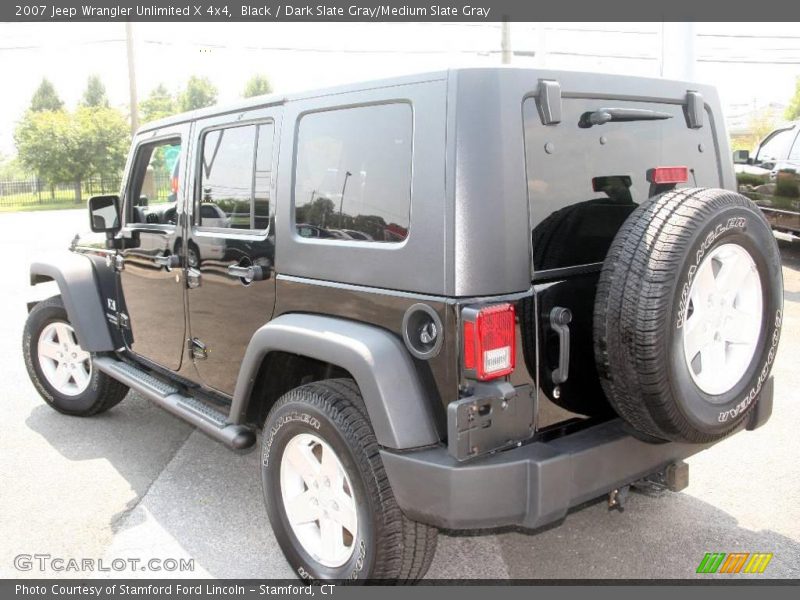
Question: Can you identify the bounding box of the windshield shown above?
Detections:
[756,128,796,164]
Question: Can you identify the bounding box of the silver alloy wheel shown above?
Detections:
[37,321,92,397]
[682,243,763,396]
[280,432,359,568]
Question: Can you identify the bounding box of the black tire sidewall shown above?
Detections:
[667,203,783,434]
[24,300,105,415]
[261,399,374,582]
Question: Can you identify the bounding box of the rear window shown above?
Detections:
[522,96,719,271]
[293,103,412,243]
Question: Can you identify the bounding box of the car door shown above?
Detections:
[739,126,798,229]
[185,109,280,395]
[116,124,190,371]
[775,129,800,234]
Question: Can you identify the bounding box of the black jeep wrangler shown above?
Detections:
[23,68,783,582]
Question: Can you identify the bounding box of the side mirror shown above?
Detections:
[733,149,750,165]
[88,195,121,234]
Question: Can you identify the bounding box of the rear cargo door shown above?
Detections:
[521,94,721,422]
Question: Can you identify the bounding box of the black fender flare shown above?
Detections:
[29,253,115,352]
[230,313,440,450]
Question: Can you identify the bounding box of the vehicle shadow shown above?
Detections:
[778,239,800,267]
[25,397,293,579]
[24,395,194,523]
[434,489,800,579]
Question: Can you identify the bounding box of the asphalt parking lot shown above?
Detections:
[1,208,798,580]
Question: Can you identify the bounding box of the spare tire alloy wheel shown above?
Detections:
[594,188,783,443]
[682,243,763,396]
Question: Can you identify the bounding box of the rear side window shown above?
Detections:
[293,103,412,243]
[198,121,274,231]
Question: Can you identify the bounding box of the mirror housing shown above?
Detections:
[88,195,121,234]
[733,149,750,165]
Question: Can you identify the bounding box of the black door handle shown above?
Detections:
[549,306,572,385]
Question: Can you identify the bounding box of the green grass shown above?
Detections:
[0,199,87,213]
[0,184,128,212]
[0,188,87,212]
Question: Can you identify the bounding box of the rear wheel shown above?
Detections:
[261,379,437,582]
[23,296,129,416]
[594,188,783,443]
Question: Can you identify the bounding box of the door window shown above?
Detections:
[127,139,181,225]
[198,122,274,232]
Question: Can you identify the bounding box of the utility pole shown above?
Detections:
[338,171,352,229]
[501,20,511,65]
[659,22,696,81]
[125,22,139,135]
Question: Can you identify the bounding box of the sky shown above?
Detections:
[1,21,799,157]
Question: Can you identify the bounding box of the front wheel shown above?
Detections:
[23,296,129,416]
[261,379,437,582]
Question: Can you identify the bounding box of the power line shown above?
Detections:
[698,33,800,40]
[547,51,657,61]
[697,58,800,65]
[0,38,520,55]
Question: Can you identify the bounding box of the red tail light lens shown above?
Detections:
[648,166,689,184]
[462,303,516,381]
[171,176,179,194]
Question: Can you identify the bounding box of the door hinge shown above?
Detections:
[114,254,125,272]
[536,79,562,125]
[188,337,208,360]
[119,313,130,329]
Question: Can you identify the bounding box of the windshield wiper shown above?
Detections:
[579,108,673,128]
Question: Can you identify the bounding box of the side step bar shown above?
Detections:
[94,356,256,450]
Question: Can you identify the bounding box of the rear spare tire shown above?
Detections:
[594,188,783,443]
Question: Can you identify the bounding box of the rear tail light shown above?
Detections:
[462,303,516,381]
[648,166,689,184]
[171,176,179,194]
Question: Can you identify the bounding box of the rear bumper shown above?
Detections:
[382,377,773,530]
[382,418,708,531]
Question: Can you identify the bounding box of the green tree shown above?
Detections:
[243,74,273,98]
[75,106,130,184]
[30,78,64,112]
[786,77,800,121]
[179,76,218,112]
[139,84,177,123]
[14,107,130,204]
[81,75,109,108]
[0,153,27,179]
